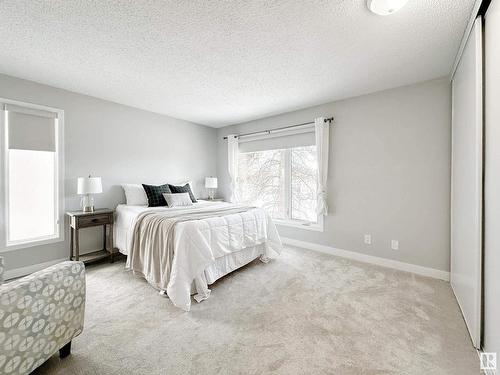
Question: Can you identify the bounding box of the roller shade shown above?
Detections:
[5,104,57,152]
[239,128,315,153]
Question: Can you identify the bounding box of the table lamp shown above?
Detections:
[77,175,102,212]
[205,177,218,200]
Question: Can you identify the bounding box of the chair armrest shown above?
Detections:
[0,261,85,373]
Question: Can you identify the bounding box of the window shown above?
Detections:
[238,145,321,230]
[291,146,318,223]
[1,100,64,249]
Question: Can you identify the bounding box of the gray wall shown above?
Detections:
[0,73,217,271]
[217,78,451,272]
[1,74,452,274]
[484,0,500,357]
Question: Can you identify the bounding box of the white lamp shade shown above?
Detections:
[205,177,218,189]
[77,176,102,195]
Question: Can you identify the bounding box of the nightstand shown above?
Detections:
[66,209,116,264]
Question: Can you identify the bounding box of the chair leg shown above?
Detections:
[59,341,72,358]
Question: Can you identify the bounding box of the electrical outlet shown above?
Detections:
[364,234,372,245]
[391,240,399,250]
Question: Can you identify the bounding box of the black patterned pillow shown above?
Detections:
[142,184,171,207]
[168,183,197,203]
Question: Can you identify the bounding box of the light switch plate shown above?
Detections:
[391,240,399,250]
[364,234,372,245]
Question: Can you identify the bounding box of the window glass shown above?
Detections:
[238,145,318,223]
[239,149,286,220]
[7,149,57,242]
[291,146,318,222]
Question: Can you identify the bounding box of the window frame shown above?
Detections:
[274,214,324,232]
[239,146,324,232]
[0,98,65,252]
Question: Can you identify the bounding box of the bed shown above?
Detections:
[114,200,282,310]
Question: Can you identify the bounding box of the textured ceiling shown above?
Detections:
[0,1,474,127]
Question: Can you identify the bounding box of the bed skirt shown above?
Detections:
[202,243,265,285]
[116,226,265,286]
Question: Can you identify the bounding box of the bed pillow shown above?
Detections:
[142,183,171,207]
[162,193,193,207]
[168,183,197,203]
[122,184,148,206]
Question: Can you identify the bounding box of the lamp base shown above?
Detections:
[81,194,95,213]
[207,189,216,200]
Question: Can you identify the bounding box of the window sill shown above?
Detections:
[274,219,324,232]
[0,235,64,253]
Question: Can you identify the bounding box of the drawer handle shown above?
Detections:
[91,218,98,223]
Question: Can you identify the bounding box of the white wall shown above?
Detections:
[217,79,451,272]
[483,0,500,357]
[0,73,216,271]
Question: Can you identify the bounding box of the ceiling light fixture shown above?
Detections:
[367,0,409,16]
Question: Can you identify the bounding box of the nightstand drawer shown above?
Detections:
[77,214,111,228]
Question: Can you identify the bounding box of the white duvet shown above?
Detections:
[118,201,282,311]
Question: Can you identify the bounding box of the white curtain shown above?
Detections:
[315,117,329,215]
[227,134,240,203]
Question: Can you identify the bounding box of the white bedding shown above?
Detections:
[115,200,227,255]
[115,200,282,310]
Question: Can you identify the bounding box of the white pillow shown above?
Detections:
[163,193,193,207]
[122,184,148,206]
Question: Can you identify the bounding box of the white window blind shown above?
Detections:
[1,100,63,248]
[6,104,57,152]
[238,127,315,153]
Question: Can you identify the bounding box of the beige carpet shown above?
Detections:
[33,247,479,375]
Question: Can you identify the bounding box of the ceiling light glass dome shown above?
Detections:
[367,0,409,15]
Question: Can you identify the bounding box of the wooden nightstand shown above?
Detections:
[66,209,116,264]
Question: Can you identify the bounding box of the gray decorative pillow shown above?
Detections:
[163,193,193,207]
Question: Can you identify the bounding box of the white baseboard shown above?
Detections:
[4,258,67,280]
[281,237,450,281]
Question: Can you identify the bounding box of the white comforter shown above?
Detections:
[120,201,282,311]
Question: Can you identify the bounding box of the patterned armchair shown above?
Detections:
[0,258,86,374]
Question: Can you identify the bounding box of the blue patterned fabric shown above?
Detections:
[0,261,85,374]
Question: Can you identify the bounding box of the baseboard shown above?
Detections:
[4,258,67,280]
[281,237,450,281]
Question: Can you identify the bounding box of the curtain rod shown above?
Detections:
[222,117,334,140]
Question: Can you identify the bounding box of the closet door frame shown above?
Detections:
[450,16,483,349]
